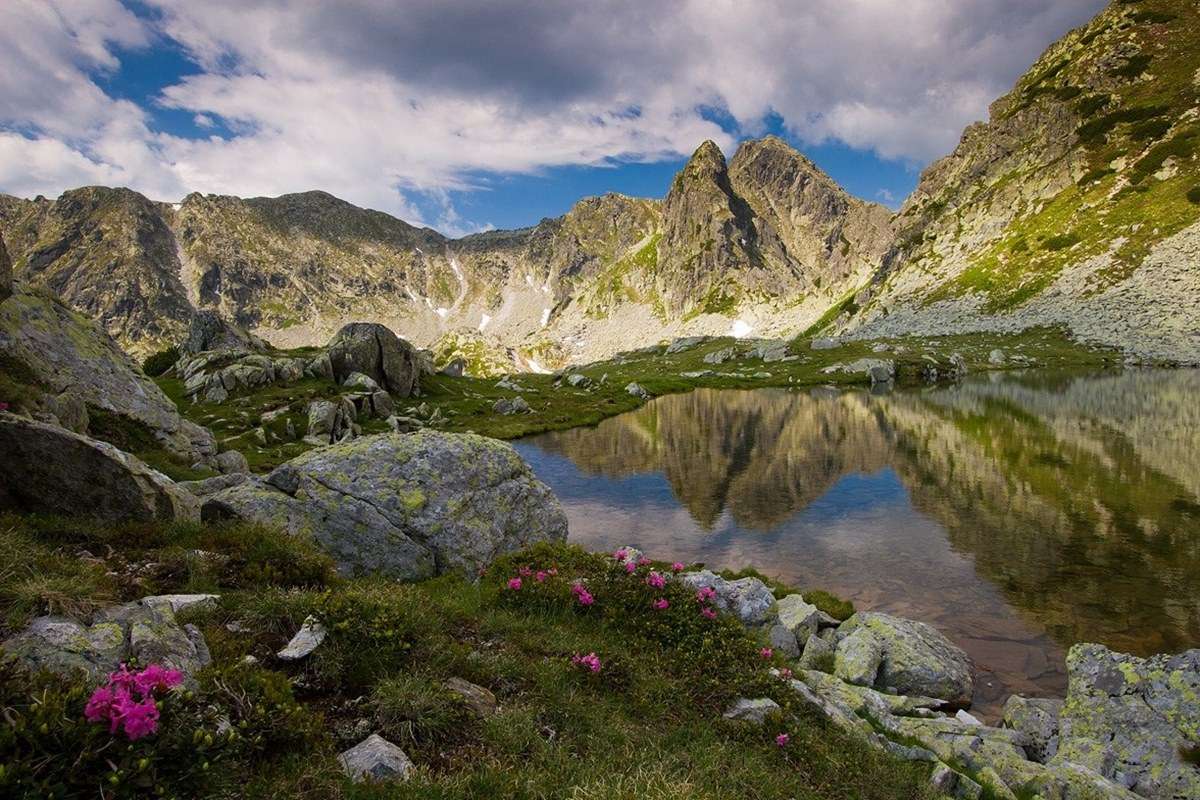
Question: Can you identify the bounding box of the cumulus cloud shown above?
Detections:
[0,0,1107,228]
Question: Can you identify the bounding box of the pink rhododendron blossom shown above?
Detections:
[624,561,637,574]
[118,698,160,740]
[671,562,685,573]
[507,577,523,591]
[637,557,651,566]
[571,652,602,673]
[134,664,183,695]
[760,647,773,659]
[518,566,533,577]
[776,733,790,747]
[645,572,666,589]
[613,549,628,562]
[84,686,115,722]
[535,570,548,583]
[571,583,595,606]
[84,663,179,740]
[701,607,718,620]
[778,668,793,680]
[652,598,669,610]
[696,587,717,603]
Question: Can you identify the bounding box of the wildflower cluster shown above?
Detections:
[570,652,602,673]
[84,663,183,740]
[696,585,719,619]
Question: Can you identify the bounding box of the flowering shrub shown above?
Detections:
[570,652,602,673]
[84,663,184,740]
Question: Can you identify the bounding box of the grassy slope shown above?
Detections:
[157,329,1116,472]
[0,516,936,799]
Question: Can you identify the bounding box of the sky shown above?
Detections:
[0,0,1107,236]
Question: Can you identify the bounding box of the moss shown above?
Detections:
[1187,186,1200,205]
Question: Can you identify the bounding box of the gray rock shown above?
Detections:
[140,594,221,616]
[306,352,335,381]
[768,622,800,658]
[798,632,834,671]
[989,349,1006,365]
[215,449,249,475]
[387,415,424,433]
[183,310,265,355]
[0,414,199,522]
[0,231,11,302]
[811,337,838,350]
[680,570,776,626]
[445,677,498,717]
[277,615,326,661]
[439,358,465,377]
[839,612,974,707]
[326,323,420,397]
[776,594,821,641]
[722,697,781,724]
[203,431,568,580]
[1052,643,1200,800]
[703,347,735,364]
[493,396,531,415]
[930,764,984,800]
[0,617,125,682]
[370,391,394,419]
[665,336,707,354]
[179,472,249,497]
[834,627,883,687]
[338,734,414,783]
[343,371,381,392]
[625,382,650,400]
[564,373,591,388]
[1002,696,1062,763]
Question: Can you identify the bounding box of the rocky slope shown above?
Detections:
[845,0,1200,363]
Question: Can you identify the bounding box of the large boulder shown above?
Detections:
[326,323,420,397]
[182,309,265,355]
[837,612,974,707]
[1052,643,1200,800]
[202,431,568,579]
[0,231,11,302]
[0,285,216,462]
[0,414,199,522]
[680,570,776,626]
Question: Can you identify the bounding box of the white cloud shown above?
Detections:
[0,0,1108,229]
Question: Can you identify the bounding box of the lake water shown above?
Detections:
[513,369,1200,718]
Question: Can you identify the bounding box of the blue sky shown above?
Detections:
[0,0,1106,235]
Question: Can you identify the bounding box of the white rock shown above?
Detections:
[277,615,326,661]
[338,734,414,783]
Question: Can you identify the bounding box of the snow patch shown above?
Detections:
[730,319,754,338]
[479,313,491,331]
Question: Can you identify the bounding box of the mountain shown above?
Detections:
[0,1,1196,366]
[844,0,1200,363]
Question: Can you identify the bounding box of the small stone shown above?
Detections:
[625,382,650,400]
[493,396,531,415]
[445,677,498,716]
[811,337,838,350]
[338,734,414,783]
[722,697,781,724]
[277,615,326,661]
[955,709,983,726]
[140,594,221,615]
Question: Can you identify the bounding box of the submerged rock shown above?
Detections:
[0,414,199,522]
[202,431,568,580]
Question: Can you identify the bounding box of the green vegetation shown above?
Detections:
[87,408,217,481]
[1188,185,1200,204]
[0,518,937,800]
[141,346,181,378]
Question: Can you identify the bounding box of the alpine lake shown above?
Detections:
[514,368,1200,719]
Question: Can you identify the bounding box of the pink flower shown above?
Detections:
[637,557,651,566]
[700,607,718,620]
[696,587,717,603]
[652,598,669,611]
[84,686,115,722]
[0,402,9,412]
[134,664,183,695]
[548,567,559,576]
[776,732,790,747]
[571,583,595,606]
[612,548,629,562]
[518,566,533,577]
[760,647,773,659]
[671,562,685,573]
[645,572,666,589]
[507,577,523,591]
[117,697,160,740]
[624,561,637,574]
[535,570,548,583]
[571,652,602,673]
[778,668,793,680]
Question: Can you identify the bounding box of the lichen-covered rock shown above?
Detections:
[768,622,800,658]
[776,594,821,641]
[1052,643,1200,800]
[1002,695,1062,763]
[722,697,780,724]
[338,734,414,783]
[0,414,199,522]
[445,677,498,717]
[801,669,948,721]
[215,449,249,475]
[798,632,835,671]
[680,570,776,626]
[343,371,380,392]
[326,323,419,397]
[493,396,531,415]
[183,310,265,355]
[835,627,884,687]
[203,431,568,580]
[929,763,984,800]
[839,612,974,707]
[625,382,650,400]
[0,617,124,682]
[0,285,216,462]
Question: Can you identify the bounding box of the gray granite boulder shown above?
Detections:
[680,570,776,626]
[798,632,835,671]
[835,627,884,687]
[0,414,199,522]
[1052,643,1200,800]
[338,734,414,783]
[326,323,419,397]
[776,594,822,641]
[202,431,568,580]
[0,617,125,682]
[723,697,781,724]
[1002,696,1062,763]
[838,612,974,707]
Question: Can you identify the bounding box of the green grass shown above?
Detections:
[0,521,940,800]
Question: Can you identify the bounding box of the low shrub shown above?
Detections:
[141,347,180,378]
[1044,232,1081,251]
[1187,185,1200,205]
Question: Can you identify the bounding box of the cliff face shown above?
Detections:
[845,0,1200,363]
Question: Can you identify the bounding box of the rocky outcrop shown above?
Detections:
[0,284,216,463]
[0,414,199,522]
[326,323,420,397]
[183,309,266,355]
[1052,643,1200,800]
[837,612,974,707]
[201,431,568,579]
[0,230,11,302]
[2,595,214,685]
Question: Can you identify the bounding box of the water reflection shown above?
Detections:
[514,369,1200,716]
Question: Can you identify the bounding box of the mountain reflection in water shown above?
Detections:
[514,369,1200,717]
